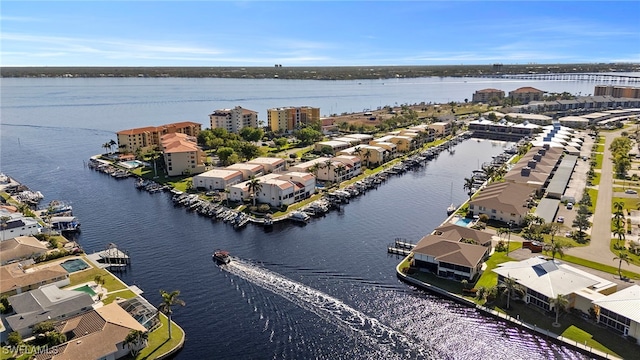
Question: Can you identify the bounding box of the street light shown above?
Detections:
[507,221,513,255]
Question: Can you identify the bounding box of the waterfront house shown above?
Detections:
[246,157,286,173]
[0,210,42,240]
[0,236,48,265]
[209,106,258,134]
[493,257,616,314]
[427,122,452,137]
[467,118,537,141]
[411,234,489,281]
[504,113,553,126]
[592,285,640,344]
[225,162,265,180]
[0,263,70,297]
[116,121,201,154]
[6,284,95,337]
[192,169,244,191]
[160,133,209,177]
[557,116,590,129]
[34,302,148,360]
[337,145,387,167]
[228,172,316,207]
[468,182,535,226]
[343,133,375,143]
[433,224,494,248]
[370,135,410,152]
[314,140,352,154]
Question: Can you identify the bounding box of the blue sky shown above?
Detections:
[2,1,639,66]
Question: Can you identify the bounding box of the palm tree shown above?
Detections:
[323,159,333,181]
[308,164,319,178]
[498,275,525,309]
[102,142,111,155]
[613,252,630,279]
[363,149,372,168]
[613,222,626,244]
[613,201,625,228]
[543,240,568,260]
[334,164,347,183]
[549,294,569,327]
[247,176,262,206]
[108,139,117,153]
[463,177,475,200]
[124,329,148,357]
[353,146,362,159]
[158,290,185,339]
[1,216,10,242]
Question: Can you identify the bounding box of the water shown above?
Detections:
[0,76,612,359]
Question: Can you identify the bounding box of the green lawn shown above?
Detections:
[609,239,640,266]
[103,290,137,305]
[558,253,640,280]
[590,171,601,186]
[594,153,604,168]
[66,257,127,291]
[595,144,605,153]
[474,249,517,289]
[562,326,612,355]
[612,196,638,212]
[133,313,184,360]
[588,188,598,213]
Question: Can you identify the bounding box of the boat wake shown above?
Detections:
[222,259,432,359]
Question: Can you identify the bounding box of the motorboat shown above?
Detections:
[212,250,231,264]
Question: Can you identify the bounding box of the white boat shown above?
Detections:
[446,204,456,215]
[289,211,310,223]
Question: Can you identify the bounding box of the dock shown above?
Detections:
[86,243,131,271]
[387,238,415,256]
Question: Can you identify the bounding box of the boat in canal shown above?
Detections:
[212,250,231,264]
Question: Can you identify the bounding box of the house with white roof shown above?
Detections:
[225,162,264,179]
[6,284,95,337]
[314,140,352,154]
[493,257,616,313]
[593,285,640,343]
[228,172,315,207]
[192,169,244,190]
[245,157,286,173]
[0,210,42,240]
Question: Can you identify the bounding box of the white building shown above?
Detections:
[192,169,244,190]
[593,285,640,343]
[209,106,258,134]
[0,210,41,240]
[228,172,316,207]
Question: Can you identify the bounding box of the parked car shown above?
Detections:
[625,189,638,194]
[566,202,574,210]
[557,216,564,223]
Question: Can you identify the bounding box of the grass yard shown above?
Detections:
[594,153,603,169]
[609,239,640,266]
[558,253,640,280]
[590,171,601,186]
[134,313,184,360]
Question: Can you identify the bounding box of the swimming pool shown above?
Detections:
[455,217,474,227]
[118,160,144,169]
[73,284,97,296]
[60,258,89,273]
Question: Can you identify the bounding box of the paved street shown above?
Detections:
[565,128,640,275]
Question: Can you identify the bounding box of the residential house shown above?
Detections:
[6,284,95,337]
[225,162,264,180]
[0,210,42,240]
[493,257,617,314]
[427,122,452,137]
[314,140,352,154]
[411,234,489,281]
[192,169,244,191]
[468,182,535,226]
[593,285,640,343]
[34,302,148,360]
[0,236,48,265]
[245,157,286,173]
[0,263,70,297]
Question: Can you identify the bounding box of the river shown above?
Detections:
[0,76,613,359]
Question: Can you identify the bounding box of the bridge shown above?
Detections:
[481,73,640,84]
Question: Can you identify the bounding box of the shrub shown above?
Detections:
[7,332,22,346]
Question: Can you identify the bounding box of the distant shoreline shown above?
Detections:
[2,63,639,80]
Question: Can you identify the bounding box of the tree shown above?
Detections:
[102,142,111,155]
[108,139,117,153]
[274,137,288,150]
[572,211,592,243]
[613,222,626,244]
[498,275,525,309]
[94,275,105,288]
[363,149,372,168]
[247,176,262,206]
[158,290,185,339]
[549,294,569,327]
[7,331,22,346]
[217,147,235,165]
[125,329,149,357]
[333,164,347,183]
[294,127,322,146]
[613,252,630,279]
[463,177,475,200]
[543,240,568,260]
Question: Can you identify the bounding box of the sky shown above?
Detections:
[1,1,639,67]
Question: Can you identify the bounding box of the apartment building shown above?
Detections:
[594,85,640,99]
[472,88,505,103]
[267,106,320,132]
[117,121,202,154]
[209,106,258,133]
[160,133,208,176]
[508,87,545,104]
